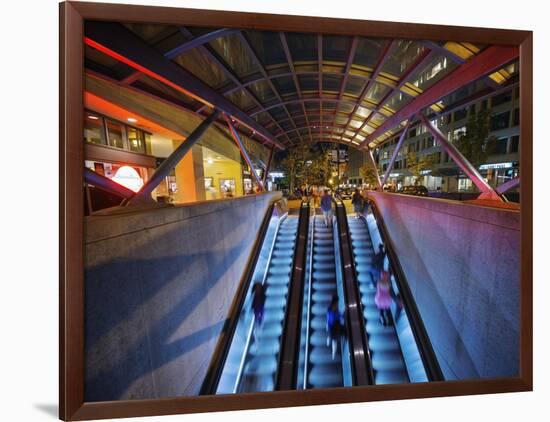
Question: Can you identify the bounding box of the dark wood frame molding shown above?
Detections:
[60,1,533,420]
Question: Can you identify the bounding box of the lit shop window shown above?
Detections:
[105,119,126,149]
[127,127,146,154]
[84,112,105,145]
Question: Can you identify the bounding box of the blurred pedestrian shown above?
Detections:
[375,271,393,326]
[320,189,333,227]
[251,281,266,342]
[351,188,363,219]
[326,295,343,360]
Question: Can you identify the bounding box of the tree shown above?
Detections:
[455,109,497,168]
[406,151,437,184]
[359,164,379,188]
[279,144,330,194]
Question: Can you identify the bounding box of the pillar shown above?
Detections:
[173,142,206,203]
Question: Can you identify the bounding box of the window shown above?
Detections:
[409,128,417,138]
[453,108,467,122]
[127,127,146,154]
[105,119,125,149]
[510,136,520,153]
[469,105,476,115]
[513,108,520,126]
[495,137,508,155]
[481,99,488,111]
[490,111,511,131]
[84,112,105,145]
[492,90,512,107]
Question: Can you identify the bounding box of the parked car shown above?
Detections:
[398,185,429,197]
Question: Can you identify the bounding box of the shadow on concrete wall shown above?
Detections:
[85,252,233,401]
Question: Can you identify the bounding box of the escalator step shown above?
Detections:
[365,320,396,335]
[314,261,335,270]
[265,297,287,309]
[266,275,289,285]
[309,366,343,387]
[312,291,334,302]
[257,322,283,337]
[312,271,336,281]
[371,351,406,371]
[244,355,278,375]
[310,316,326,329]
[375,369,409,385]
[368,333,400,352]
[309,346,339,364]
[310,330,330,346]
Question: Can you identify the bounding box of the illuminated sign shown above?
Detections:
[269,172,284,178]
[112,166,144,192]
[479,162,513,170]
[389,173,400,178]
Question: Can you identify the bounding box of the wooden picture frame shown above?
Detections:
[60,1,533,420]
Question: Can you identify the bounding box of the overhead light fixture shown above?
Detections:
[127,117,138,123]
[216,156,221,159]
[207,158,214,164]
[87,115,99,120]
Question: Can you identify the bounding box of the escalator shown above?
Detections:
[201,201,309,394]
[344,200,444,384]
[302,215,344,388]
[347,216,409,384]
[237,215,299,392]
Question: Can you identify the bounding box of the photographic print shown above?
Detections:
[60,2,532,420]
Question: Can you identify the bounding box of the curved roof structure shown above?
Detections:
[84,21,518,151]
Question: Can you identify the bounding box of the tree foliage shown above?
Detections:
[455,109,497,167]
[279,144,331,193]
[406,151,438,183]
[359,164,379,187]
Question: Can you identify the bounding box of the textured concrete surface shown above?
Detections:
[369,192,520,380]
[84,192,281,401]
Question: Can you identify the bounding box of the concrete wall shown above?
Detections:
[369,192,520,380]
[84,192,281,401]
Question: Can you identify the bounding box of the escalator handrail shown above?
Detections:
[276,201,310,390]
[366,199,444,382]
[302,212,316,389]
[200,201,278,395]
[333,201,375,385]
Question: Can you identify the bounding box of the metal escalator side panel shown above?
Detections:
[276,202,310,390]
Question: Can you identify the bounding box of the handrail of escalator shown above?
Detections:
[302,211,316,389]
[200,201,278,395]
[276,200,310,390]
[333,200,375,386]
[367,199,444,382]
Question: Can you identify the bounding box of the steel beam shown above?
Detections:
[121,28,237,85]
[84,21,284,150]
[351,49,435,144]
[128,109,221,204]
[84,167,135,200]
[262,145,275,187]
[361,45,519,147]
[381,119,413,186]
[225,115,264,190]
[420,115,502,201]
[338,40,395,143]
[496,177,520,195]
[366,148,383,190]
